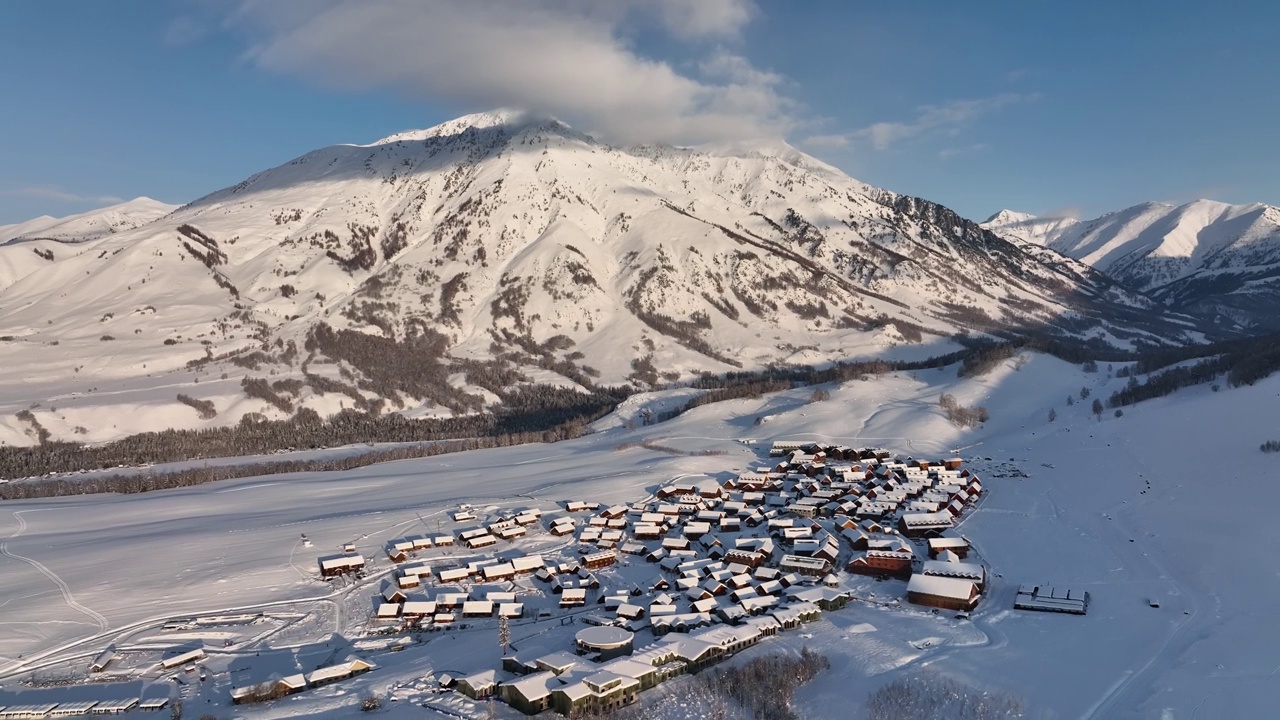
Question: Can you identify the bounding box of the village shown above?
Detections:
[296,442,1001,717]
[0,440,1087,718]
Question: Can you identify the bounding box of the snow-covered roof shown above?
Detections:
[901,511,954,527]
[506,670,558,701]
[907,573,977,600]
[921,560,984,580]
[456,668,498,690]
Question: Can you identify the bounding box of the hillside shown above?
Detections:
[983,199,1280,329]
[0,111,1210,445]
[1,352,1278,717]
[0,197,177,291]
[0,197,176,246]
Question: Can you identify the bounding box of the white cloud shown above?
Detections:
[1040,205,1083,220]
[698,49,783,87]
[163,16,207,47]
[1,186,123,205]
[798,134,851,150]
[1004,67,1034,83]
[224,0,790,145]
[938,143,990,160]
[853,94,1038,150]
[811,93,1038,152]
[651,0,755,39]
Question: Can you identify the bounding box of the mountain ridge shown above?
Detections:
[982,198,1280,328]
[0,197,177,245]
[0,111,1212,445]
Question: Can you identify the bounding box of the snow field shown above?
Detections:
[0,353,1277,717]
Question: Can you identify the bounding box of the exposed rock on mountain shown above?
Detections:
[0,111,1209,444]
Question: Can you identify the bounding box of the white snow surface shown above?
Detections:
[0,110,1194,444]
[983,200,1280,292]
[0,197,176,245]
[0,357,1277,718]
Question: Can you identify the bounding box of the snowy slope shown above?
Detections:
[0,197,176,245]
[981,208,1079,247]
[0,198,177,292]
[984,200,1280,329]
[1,355,1278,717]
[0,111,1206,444]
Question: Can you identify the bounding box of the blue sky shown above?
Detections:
[1,0,1277,225]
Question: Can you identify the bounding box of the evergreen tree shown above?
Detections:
[498,615,510,654]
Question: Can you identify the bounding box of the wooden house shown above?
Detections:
[927,537,970,559]
[584,549,618,570]
[847,550,912,579]
[899,511,954,538]
[906,574,979,611]
[462,600,495,618]
[317,554,365,578]
[482,563,516,582]
[921,559,986,589]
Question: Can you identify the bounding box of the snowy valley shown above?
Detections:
[0,351,1278,718]
[1,110,1279,720]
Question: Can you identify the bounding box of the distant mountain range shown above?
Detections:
[982,199,1280,329]
[0,197,177,244]
[0,110,1227,444]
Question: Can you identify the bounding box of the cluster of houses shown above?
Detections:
[230,657,376,705]
[454,607,828,717]
[402,443,993,715]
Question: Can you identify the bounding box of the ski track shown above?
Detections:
[1077,441,1208,719]
[0,511,110,632]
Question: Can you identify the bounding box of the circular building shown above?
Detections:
[575,626,634,660]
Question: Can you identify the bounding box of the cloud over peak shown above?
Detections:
[227,0,792,145]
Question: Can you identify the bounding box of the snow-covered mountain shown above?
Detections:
[0,111,1208,445]
[983,200,1280,328]
[981,209,1080,247]
[0,197,176,245]
[0,197,178,291]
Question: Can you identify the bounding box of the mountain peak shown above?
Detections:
[984,209,1037,225]
[367,109,571,146]
[0,112,1206,443]
[0,196,177,245]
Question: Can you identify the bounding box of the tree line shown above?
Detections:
[1107,332,1280,409]
[0,386,622,484]
[0,420,601,501]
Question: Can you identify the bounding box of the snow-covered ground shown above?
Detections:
[0,110,1197,446]
[1,355,1277,717]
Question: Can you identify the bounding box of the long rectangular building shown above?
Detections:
[1014,585,1089,615]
